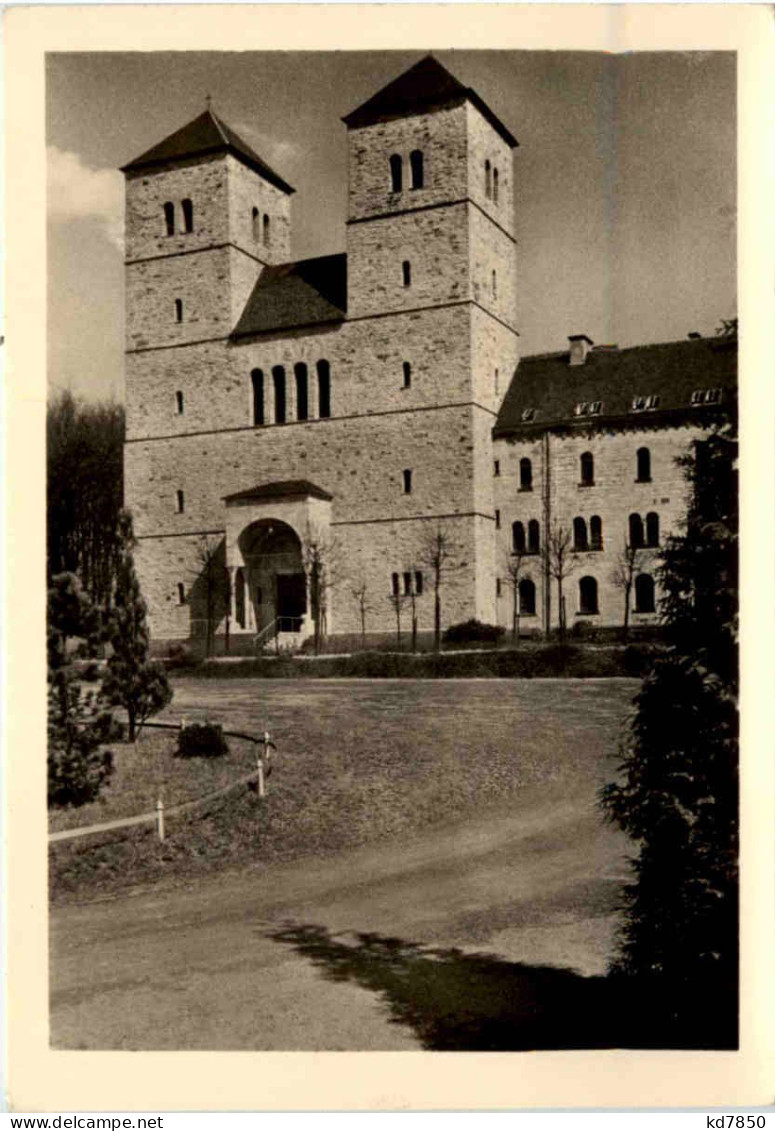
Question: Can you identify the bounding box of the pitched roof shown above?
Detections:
[494,336,738,439]
[121,108,295,194]
[342,54,518,150]
[232,253,347,338]
[223,480,333,504]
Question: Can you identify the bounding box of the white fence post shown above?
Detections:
[156,798,165,842]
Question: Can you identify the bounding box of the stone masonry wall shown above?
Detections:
[465,102,515,236]
[227,154,292,266]
[125,155,230,262]
[125,307,476,440]
[126,246,236,351]
[347,105,469,222]
[493,425,706,631]
[126,402,485,639]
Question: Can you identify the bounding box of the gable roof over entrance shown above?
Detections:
[223,480,334,504]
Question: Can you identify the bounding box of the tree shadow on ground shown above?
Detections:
[264,921,726,1051]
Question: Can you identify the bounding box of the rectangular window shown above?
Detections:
[495,509,501,529]
[494,460,500,477]
[496,578,502,598]
[403,469,412,494]
[176,489,184,514]
[403,572,412,596]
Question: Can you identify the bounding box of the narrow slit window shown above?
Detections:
[520,457,533,491]
[181,198,194,234]
[317,359,331,419]
[528,519,540,554]
[646,511,660,547]
[251,368,264,426]
[635,573,656,613]
[174,298,183,323]
[494,460,500,477]
[263,214,270,246]
[579,576,599,615]
[492,270,497,299]
[573,516,588,551]
[176,489,185,514]
[493,167,499,204]
[580,451,594,486]
[402,260,412,288]
[512,521,526,554]
[590,515,603,550]
[415,571,423,596]
[252,207,260,242]
[496,578,502,598]
[519,579,536,616]
[495,509,501,529]
[177,583,186,605]
[629,513,645,549]
[175,390,184,415]
[636,446,651,482]
[272,365,286,424]
[403,572,412,596]
[391,572,400,597]
[403,469,412,495]
[389,154,403,193]
[295,362,309,421]
[163,201,175,237]
[402,361,412,389]
[485,159,492,199]
[410,149,424,189]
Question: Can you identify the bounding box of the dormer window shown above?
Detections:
[691,388,723,406]
[632,394,661,412]
[521,408,537,423]
[574,401,602,417]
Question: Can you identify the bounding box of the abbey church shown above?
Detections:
[122,55,736,651]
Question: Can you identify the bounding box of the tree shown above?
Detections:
[47,573,114,808]
[610,542,652,641]
[502,548,530,644]
[542,521,579,641]
[47,571,99,669]
[101,511,173,740]
[47,390,125,607]
[350,575,375,649]
[302,524,342,656]
[387,589,407,647]
[418,525,463,651]
[601,423,738,1047]
[403,568,420,653]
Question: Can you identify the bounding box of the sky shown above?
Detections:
[46,49,736,402]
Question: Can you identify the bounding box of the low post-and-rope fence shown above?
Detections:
[48,720,276,846]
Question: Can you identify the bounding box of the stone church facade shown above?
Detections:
[122,55,736,651]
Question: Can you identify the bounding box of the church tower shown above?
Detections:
[343,56,520,622]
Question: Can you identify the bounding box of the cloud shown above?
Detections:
[47,146,124,250]
[232,123,301,172]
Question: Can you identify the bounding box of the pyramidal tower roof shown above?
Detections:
[121,107,295,194]
[342,54,518,149]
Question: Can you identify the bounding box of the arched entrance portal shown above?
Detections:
[237,519,306,633]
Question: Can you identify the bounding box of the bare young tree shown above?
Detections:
[387,589,407,648]
[610,542,652,641]
[302,524,342,656]
[417,525,463,651]
[350,574,375,649]
[502,548,530,644]
[402,568,421,653]
[542,521,580,641]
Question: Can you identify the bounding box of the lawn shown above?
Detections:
[49,678,638,902]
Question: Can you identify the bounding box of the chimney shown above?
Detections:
[568,334,594,366]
